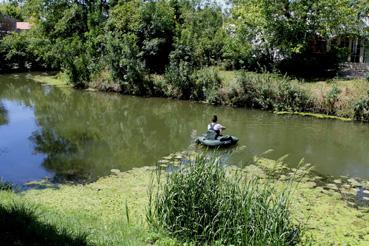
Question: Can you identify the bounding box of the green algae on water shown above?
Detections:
[274,111,352,122]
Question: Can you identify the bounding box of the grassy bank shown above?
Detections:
[218,70,369,119]
[1,156,369,245]
[32,70,369,122]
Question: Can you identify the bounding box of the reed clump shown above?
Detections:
[147,154,301,245]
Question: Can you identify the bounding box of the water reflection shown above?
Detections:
[1,73,369,184]
[0,103,7,125]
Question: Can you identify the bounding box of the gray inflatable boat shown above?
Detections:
[196,131,239,147]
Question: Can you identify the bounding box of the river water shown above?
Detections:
[1,73,369,184]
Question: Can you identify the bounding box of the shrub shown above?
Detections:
[164,45,197,99]
[106,33,148,95]
[193,67,222,103]
[354,90,369,122]
[147,154,301,245]
[165,60,195,99]
[324,84,341,114]
[227,72,275,109]
[275,79,311,112]
[224,72,311,112]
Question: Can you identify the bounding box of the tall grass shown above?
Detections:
[222,72,311,112]
[147,154,301,245]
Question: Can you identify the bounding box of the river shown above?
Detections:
[1,73,369,184]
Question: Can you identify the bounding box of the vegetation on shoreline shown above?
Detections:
[32,71,369,121]
[148,155,300,245]
[1,1,368,88]
[1,0,368,121]
[1,154,369,245]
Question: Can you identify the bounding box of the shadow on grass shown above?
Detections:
[0,203,88,246]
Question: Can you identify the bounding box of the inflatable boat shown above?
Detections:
[196,131,239,147]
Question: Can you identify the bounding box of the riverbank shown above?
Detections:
[1,156,369,245]
[30,70,369,122]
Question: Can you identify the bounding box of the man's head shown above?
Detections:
[212,115,217,123]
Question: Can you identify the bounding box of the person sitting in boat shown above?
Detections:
[207,115,226,139]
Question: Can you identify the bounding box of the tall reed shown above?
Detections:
[147,154,301,245]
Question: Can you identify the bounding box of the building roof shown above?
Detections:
[16,22,31,30]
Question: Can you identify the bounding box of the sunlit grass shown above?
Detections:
[0,194,87,246]
[147,154,301,245]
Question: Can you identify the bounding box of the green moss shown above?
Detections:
[1,158,368,245]
[291,181,369,245]
[253,157,369,245]
[274,111,353,122]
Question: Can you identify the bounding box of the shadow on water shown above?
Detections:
[0,203,88,246]
[0,102,7,125]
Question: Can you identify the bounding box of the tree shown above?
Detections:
[229,0,362,76]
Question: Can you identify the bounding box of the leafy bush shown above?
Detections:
[0,31,47,72]
[165,61,194,99]
[226,72,275,109]
[105,33,149,95]
[164,45,196,99]
[275,80,311,112]
[324,84,341,114]
[147,155,301,245]
[193,67,222,103]
[224,72,311,112]
[354,90,369,122]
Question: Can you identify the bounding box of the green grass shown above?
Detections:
[147,154,301,245]
[0,168,153,246]
[1,157,369,245]
[0,200,87,246]
[218,69,369,119]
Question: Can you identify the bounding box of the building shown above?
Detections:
[0,16,31,36]
[341,15,369,64]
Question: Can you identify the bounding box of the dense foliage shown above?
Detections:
[0,0,366,86]
[354,90,369,122]
[147,154,300,245]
